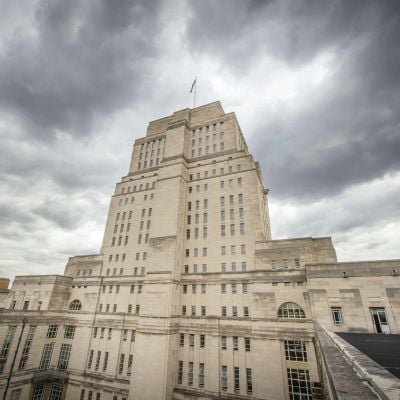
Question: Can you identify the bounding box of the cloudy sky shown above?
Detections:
[1,0,399,282]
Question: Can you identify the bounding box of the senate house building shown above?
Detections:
[0,101,399,400]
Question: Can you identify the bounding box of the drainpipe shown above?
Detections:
[3,317,28,400]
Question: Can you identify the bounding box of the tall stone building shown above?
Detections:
[0,102,399,400]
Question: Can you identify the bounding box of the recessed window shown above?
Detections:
[68,299,82,311]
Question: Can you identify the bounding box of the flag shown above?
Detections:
[190,78,196,93]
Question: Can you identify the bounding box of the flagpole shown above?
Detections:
[194,76,197,108]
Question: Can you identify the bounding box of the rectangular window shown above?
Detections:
[48,384,63,400]
[271,260,277,269]
[39,343,54,371]
[295,258,301,268]
[201,283,206,293]
[178,361,183,384]
[47,325,58,339]
[182,306,186,315]
[180,333,185,347]
[188,362,194,385]
[230,224,235,235]
[245,337,251,352]
[199,363,205,387]
[221,336,227,350]
[246,368,253,394]
[233,336,238,350]
[283,259,289,268]
[241,261,247,271]
[222,306,227,317]
[221,262,226,272]
[232,283,237,294]
[242,283,248,293]
[87,350,94,369]
[127,354,133,376]
[10,389,21,400]
[32,384,45,400]
[287,368,312,399]
[57,343,72,371]
[102,352,109,372]
[64,325,75,339]
[221,366,228,390]
[200,334,205,348]
[191,306,196,316]
[331,307,344,325]
[201,306,206,316]
[19,325,36,370]
[189,334,194,347]
[241,244,246,254]
[221,224,225,236]
[285,340,308,362]
[118,353,125,374]
[234,367,240,393]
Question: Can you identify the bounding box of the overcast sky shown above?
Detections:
[1,0,399,282]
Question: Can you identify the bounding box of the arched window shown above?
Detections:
[69,299,82,311]
[278,302,305,319]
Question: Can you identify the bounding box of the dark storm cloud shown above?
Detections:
[0,0,162,141]
[186,0,400,200]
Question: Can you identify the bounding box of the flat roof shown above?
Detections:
[337,332,400,378]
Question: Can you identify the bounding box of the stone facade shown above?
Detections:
[0,101,399,400]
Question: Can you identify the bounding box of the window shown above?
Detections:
[180,333,185,347]
[243,306,249,317]
[221,225,225,236]
[178,361,183,384]
[232,283,237,294]
[271,260,277,269]
[242,283,248,293]
[221,336,227,350]
[127,355,133,376]
[221,366,228,390]
[57,343,72,371]
[232,306,238,317]
[19,325,36,370]
[32,384,45,400]
[64,325,75,339]
[118,353,125,374]
[246,368,253,394]
[191,306,196,316]
[229,195,234,205]
[10,389,21,400]
[102,352,109,372]
[221,262,226,272]
[245,337,251,352]
[241,261,247,271]
[123,329,128,341]
[80,389,85,400]
[278,302,306,319]
[131,331,136,342]
[49,383,63,400]
[295,258,301,268]
[200,334,205,348]
[69,299,82,311]
[130,285,135,293]
[220,196,225,206]
[331,307,344,325]
[199,363,205,387]
[287,368,312,399]
[233,336,238,350]
[230,224,235,235]
[240,223,245,235]
[108,328,112,339]
[47,325,58,338]
[201,283,206,293]
[188,362,194,385]
[182,306,186,316]
[283,259,289,268]
[234,367,240,393]
[222,306,227,317]
[231,245,236,255]
[189,334,194,347]
[135,305,140,314]
[284,340,308,362]
[201,306,206,316]
[39,343,54,371]
[241,244,246,254]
